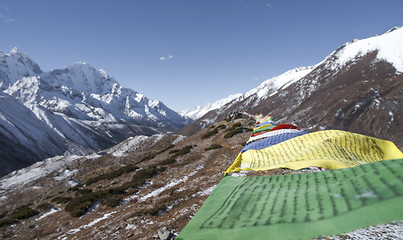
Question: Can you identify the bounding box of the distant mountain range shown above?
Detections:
[0,49,188,177]
[179,26,403,149]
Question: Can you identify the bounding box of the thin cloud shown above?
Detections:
[265,2,272,9]
[0,4,10,11]
[0,4,14,23]
[0,13,14,23]
[159,55,174,61]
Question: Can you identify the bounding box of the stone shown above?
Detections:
[158,226,173,240]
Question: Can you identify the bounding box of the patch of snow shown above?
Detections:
[231,171,249,177]
[68,180,80,187]
[54,168,76,181]
[121,193,139,205]
[139,169,200,202]
[84,152,103,159]
[373,99,381,109]
[65,211,116,235]
[173,135,185,144]
[0,155,80,193]
[85,201,100,215]
[350,102,362,115]
[194,185,217,197]
[110,135,150,157]
[176,187,186,192]
[108,134,165,157]
[388,111,394,127]
[319,221,403,240]
[35,208,61,221]
[125,223,136,230]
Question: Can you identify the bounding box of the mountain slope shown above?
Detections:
[0,49,188,177]
[179,66,315,136]
[180,27,403,148]
[0,91,66,175]
[0,47,43,90]
[0,118,251,240]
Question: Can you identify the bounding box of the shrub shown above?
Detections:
[76,188,93,196]
[138,144,175,163]
[157,144,175,154]
[226,122,241,131]
[223,122,251,138]
[131,166,166,187]
[9,206,39,220]
[0,211,7,219]
[205,144,223,151]
[160,157,176,165]
[100,195,123,208]
[36,202,53,211]
[168,149,180,154]
[170,145,194,157]
[65,193,97,217]
[51,196,72,204]
[201,129,218,139]
[66,164,167,218]
[137,153,157,163]
[66,201,94,218]
[0,218,15,228]
[86,164,139,185]
[215,124,227,130]
[224,128,243,138]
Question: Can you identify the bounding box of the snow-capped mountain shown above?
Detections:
[0,49,188,177]
[0,47,43,90]
[179,93,242,120]
[179,66,315,135]
[180,26,403,149]
[180,66,314,121]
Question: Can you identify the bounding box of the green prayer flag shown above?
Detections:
[178,159,403,240]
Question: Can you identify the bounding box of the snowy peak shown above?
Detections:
[180,93,242,120]
[325,26,403,72]
[180,66,314,121]
[43,62,119,95]
[244,66,315,100]
[0,48,43,89]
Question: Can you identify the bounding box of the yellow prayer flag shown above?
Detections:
[226,130,403,174]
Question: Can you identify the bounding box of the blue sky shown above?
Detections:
[1,0,402,111]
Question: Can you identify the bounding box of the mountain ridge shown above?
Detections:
[0,49,188,177]
[179,26,403,149]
